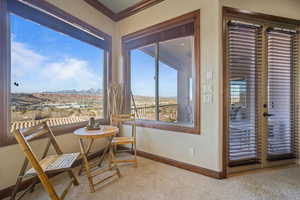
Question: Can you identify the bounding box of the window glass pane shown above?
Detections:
[230,79,247,120]
[130,44,156,120]
[158,61,177,122]
[158,36,195,125]
[10,13,104,132]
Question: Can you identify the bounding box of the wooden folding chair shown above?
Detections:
[111,114,137,167]
[12,122,79,200]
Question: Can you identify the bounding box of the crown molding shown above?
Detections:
[84,0,165,22]
[84,0,117,21]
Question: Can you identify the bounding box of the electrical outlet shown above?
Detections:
[189,147,195,157]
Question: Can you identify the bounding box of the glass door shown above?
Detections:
[226,20,299,172]
[266,29,298,161]
[227,21,262,167]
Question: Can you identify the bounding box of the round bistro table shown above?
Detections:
[74,126,121,193]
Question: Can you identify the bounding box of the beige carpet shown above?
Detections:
[7,156,300,200]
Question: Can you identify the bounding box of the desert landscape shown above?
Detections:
[11,89,103,123]
[131,95,177,122]
[10,90,178,132]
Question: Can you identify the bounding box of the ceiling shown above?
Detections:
[97,0,143,13]
[141,36,194,74]
[84,0,165,21]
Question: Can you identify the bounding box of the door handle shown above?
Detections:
[263,112,274,117]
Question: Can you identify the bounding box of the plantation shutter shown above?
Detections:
[267,28,299,160]
[227,21,262,166]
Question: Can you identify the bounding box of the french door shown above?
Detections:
[226,20,299,170]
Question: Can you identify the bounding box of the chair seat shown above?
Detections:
[112,137,134,145]
[26,153,80,175]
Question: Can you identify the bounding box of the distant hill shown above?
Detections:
[11,89,103,107]
[42,88,102,94]
[11,93,51,106]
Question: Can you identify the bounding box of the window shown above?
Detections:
[131,36,195,124]
[123,11,200,134]
[10,13,105,131]
[131,44,156,120]
[0,0,111,146]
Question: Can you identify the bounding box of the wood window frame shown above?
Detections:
[222,6,300,178]
[0,0,112,147]
[122,10,201,134]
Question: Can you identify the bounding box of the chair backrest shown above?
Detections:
[16,122,63,154]
[13,122,61,199]
[111,114,136,138]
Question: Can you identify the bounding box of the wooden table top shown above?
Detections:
[73,126,119,139]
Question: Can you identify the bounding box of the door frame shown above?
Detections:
[222,7,300,177]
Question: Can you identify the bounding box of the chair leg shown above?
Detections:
[67,169,79,186]
[15,181,37,200]
[114,145,117,154]
[79,138,95,193]
[10,158,29,200]
[134,141,138,168]
[108,145,113,169]
[30,176,39,193]
[110,146,121,178]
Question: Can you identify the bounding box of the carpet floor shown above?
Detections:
[7,156,300,200]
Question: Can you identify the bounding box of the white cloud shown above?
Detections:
[41,58,100,90]
[11,41,46,77]
[11,39,101,93]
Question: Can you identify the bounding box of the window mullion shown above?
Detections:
[155,42,160,121]
[103,50,108,121]
[0,0,10,146]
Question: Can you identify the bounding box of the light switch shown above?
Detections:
[204,94,213,104]
[206,71,213,81]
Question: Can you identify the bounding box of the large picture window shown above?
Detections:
[10,13,105,131]
[0,0,111,146]
[123,11,200,134]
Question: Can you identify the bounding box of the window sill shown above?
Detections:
[0,119,108,147]
[125,119,200,135]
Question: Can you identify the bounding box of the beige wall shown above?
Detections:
[116,0,223,172]
[221,0,300,20]
[0,0,114,190]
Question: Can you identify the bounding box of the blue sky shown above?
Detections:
[11,13,103,93]
[131,50,177,97]
[11,13,177,97]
